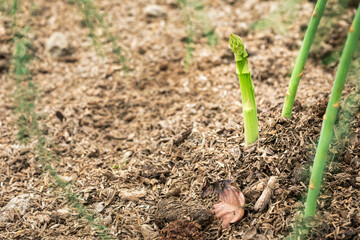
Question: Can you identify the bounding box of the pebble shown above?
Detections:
[103,215,113,225]
[45,32,69,58]
[93,202,105,213]
[0,194,35,222]
[144,5,166,18]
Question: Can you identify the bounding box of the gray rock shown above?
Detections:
[144,5,166,18]
[45,32,69,58]
[0,194,34,222]
[93,202,105,213]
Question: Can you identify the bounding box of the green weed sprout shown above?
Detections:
[8,1,116,238]
[282,0,328,118]
[230,34,259,145]
[75,0,103,55]
[74,0,128,71]
[251,0,302,35]
[177,0,217,71]
[191,0,218,47]
[304,5,360,218]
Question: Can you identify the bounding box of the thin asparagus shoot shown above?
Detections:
[282,0,328,118]
[304,4,360,218]
[230,34,259,145]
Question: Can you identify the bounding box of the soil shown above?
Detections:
[0,0,359,239]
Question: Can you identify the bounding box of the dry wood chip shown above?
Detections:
[254,176,278,212]
[173,128,192,146]
[140,224,159,240]
[119,189,147,201]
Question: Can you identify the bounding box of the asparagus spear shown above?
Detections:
[304,4,360,217]
[230,34,259,145]
[282,0,328,118]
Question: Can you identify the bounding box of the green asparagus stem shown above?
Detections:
[230,34,259,145]
[304,5,360,217]
[282,0,328,118]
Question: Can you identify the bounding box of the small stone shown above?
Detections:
[58,175,73,183]
[45,32,69,58]
[231,147,241,161]
[93,202,105,213]
[236,22,248,32]
[144,5,167,18]
[57,208,70,215]
[0,194,34,222]
[103,215,113,225]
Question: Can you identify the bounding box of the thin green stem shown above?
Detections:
[251,0,302,35]
[177,0,195,71]
[282,0,328,118]
[8,1,116,238]
[230,34,259,145]
[304,5,360,217]
[177,0,217,71]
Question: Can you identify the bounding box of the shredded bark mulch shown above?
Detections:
[0,0,359,239]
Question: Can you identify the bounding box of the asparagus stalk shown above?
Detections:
[230,34,259,145]
[282,0,328,118]
[304,5,360,217]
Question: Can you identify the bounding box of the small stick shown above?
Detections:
[173,127,192,146]
[254,176,278,212]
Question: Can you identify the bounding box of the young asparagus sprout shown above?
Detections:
[281,0,328,118]
[304,4,360,218]
[230,34,259,145]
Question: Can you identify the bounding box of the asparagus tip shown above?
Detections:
[229,34,248,61]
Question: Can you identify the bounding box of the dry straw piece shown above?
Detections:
[254,176,278,212]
